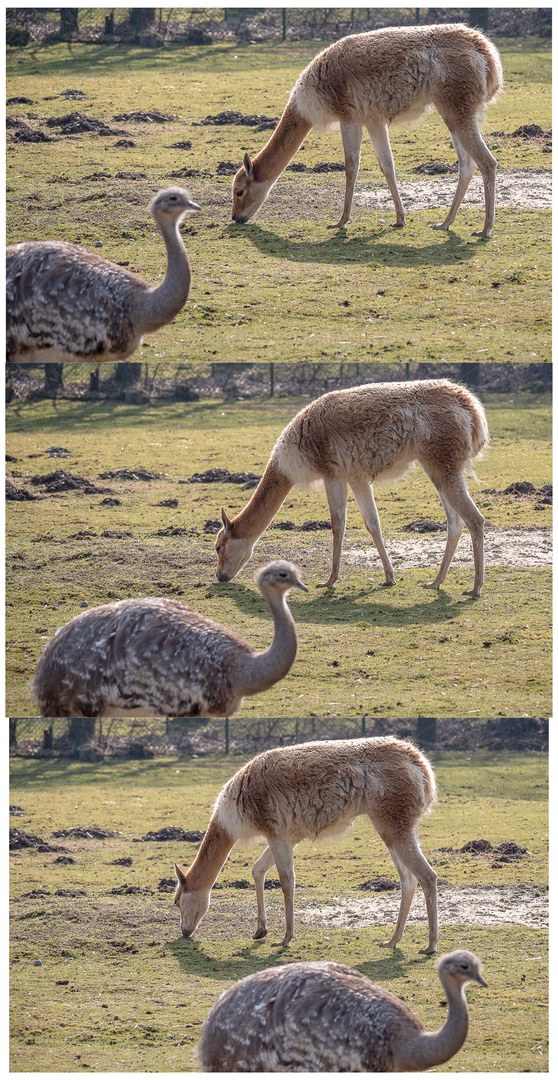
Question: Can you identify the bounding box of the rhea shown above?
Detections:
[174,737,438,952]
[6,186,199,363]
[232,23,502,236]
[215,379,488,597]
[198,951,487,1072]
[33,561,307,718]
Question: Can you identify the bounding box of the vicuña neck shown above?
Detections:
[186,817,235,890]
[399,981,469,1070]
[139,216,192,333]
[253,98,312,183]
[232,456,293,541]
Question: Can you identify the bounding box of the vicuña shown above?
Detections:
[215,379,489,596]
[231,23,502,236]
[174,736,438,952]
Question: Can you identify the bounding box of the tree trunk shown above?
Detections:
[70,719,96,746]
[44,364,64,396]
[60,9,79,37]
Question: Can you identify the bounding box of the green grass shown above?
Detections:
[6,37,551,363]
[6,390,551,718]
[9,750,548,1072]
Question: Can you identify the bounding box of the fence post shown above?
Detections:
[9,719,18,747]
[282,8,286,40]
[225,717,229,754]
[361,718,366,737]
[416,718,437,749]
[270,362,274,397]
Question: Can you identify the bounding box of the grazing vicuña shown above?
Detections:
[215,379,489,596]
[174,737,438,952]
[232,23,502,236]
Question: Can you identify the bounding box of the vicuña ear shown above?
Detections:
[175,862,187,886]
[243,152,254,179]
[220,507,233,533]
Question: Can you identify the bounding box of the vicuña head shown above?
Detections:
[215,507,256,582]
[231,153,273,224]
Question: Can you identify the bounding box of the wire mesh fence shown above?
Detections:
[9,717,548,757]
[6,8,551,45]
[6,360,552,405]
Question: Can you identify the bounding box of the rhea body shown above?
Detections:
[198,950,487,1072]
[6,187,199,362]
[174,736,438,952]
[232,23,501,236]
[33,561,307,718]
[215,379,488,596]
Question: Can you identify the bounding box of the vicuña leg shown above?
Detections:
[268,837,296,947]
[330,121,363,229]
[425,471,485,595]
[437,111,497,237]
[319,477,348,587]
[349,476,396,586]
[433,131,476,232]
[375,824,438,954]
[422,493,464,592]
[251,844,276,940]
[366,122,406,227]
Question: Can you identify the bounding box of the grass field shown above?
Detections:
[6,386,551,718]
[6,35,551,363]
[9,747,548,1072]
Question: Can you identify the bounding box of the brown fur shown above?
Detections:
[215,379,489,595]
[174,736,439,952]
[231,23,502,235]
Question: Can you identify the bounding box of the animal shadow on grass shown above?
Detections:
[167,932,419,983]
[225,221,480,269]
[203,579,478,630]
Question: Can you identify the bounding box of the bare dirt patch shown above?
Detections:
[300,883,548,931]
[346,526,551,573]
[356,169,551,213]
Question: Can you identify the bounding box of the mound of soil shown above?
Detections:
[155,499,179,508]
[30,470,111,494]
[402,518,446,532]
[139,827,205,843]
[52,826,116,839]
[45,112,128,136]
[113,111,176,123]
[60,89,86,99]
[97,468,161,481]
[216,160,241,175]
[413,160,458,174]
[169,140,193,149]
[185,467,261,485]
[202,110,277,127]
[9,828,64,852]
[12,125,55,143]
[6,482,39,501]
[358,876,399,891]
[7,96,34,105]
[439,838,528,861]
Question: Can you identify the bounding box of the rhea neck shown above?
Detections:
[237,586,299,696]
[252,97,312,183]
[232,456,294,540]
[139,213,192,333]
[398,979,470,1070]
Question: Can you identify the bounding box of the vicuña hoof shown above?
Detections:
[419,945,437,955]
[253,927,268,940]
